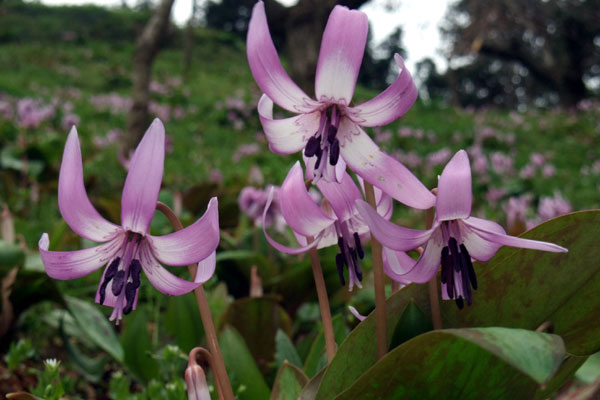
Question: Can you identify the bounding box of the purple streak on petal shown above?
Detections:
[355,200,435,251]
[348,54,417,127]
[459,217,503,261]
[436,150,472,221]
[148,197,219,266]
[348,306,366,321]
[139,242,201,295]
[257,95,319,154]
[40,233,123,280]
[194,251,216,284]
[340,121,435,209]
[121,119,165,235]
[316,171,362,222]
[315,5,368,104]
[247,2,315,112]
[58,127,120,242]
[384,229,444,283]
[463,218,568,253]
[280,162,336,237]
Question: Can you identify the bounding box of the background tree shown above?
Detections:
[442,0,600,107]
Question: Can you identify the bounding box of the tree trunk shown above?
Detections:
[125,0,175,152]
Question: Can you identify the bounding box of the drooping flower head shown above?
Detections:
[263,162,392,290]
[39,119,220,323]
[247,2,435,210]
[357,150,567,308]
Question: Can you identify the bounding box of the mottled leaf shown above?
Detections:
[270,361,308,400]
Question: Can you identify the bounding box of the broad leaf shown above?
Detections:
[303,314,347,378]
[121,308,159,383]
[163,293,204,352]
[270,361,308,400]
[389,299,432,350]
[332,328,565,400]
[275,329,303,369]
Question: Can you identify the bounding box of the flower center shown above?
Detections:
[304,106,341,179]
[440,222,478,309]
[334,221,364,290]
[99,232,144,321]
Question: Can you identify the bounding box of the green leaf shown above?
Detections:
[0,240,25,271]
[270,361,308,400]
[303,314,347,378]
[219,326,271,400]
[331,328,565,400]
[163,293,204,352]
[59,318,107,383]
[576,351,600,384]
[439,210,600,356]
[218,296,292,370]
[275,329,302,369]
[121,308,159,383]
[298,367,326,400]
[389,299,432,350]
[534,356,588,399]
[65,296,123,362]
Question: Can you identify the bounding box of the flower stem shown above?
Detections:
[156,202,235,400]
[426,188,443,330]
[363,182,387,359]
[307,236,337,362]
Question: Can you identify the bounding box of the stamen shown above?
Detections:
[335,254,346,285]
[446,265,455,299]
[337,237,345,254]
[327,125,337,144]
[448,237,461,272]
[99,258,121,304]
[111,270,126,296]
[129,259,142,288]
[123,282,137,315]
[329,139,340,166]
[304,135,320,157]
[350,249,363,281]
[353,232,364,259]
[460,244,477,290]
[314,146,323,170]
[440,247,450,284]
[455,297,464,309]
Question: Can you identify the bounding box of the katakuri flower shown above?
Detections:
[39,119,219,323]
[356,150,568,308]
[263,162,392,290]
[247,1,434,209]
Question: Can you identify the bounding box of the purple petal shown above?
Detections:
[463,217,568,253]
[39,232,124,280]
[382,247,415,280]
[247,2,316,113]
[348,55,418,127]
[139,242,201,296]
[314,5,368,104]
[58,127,120,242]
[357,176,393,220]
[121,119,165,235]
[316,172,362,222]
[459,217,503,261]
[280,162,336,237]
[355,200,435,251]
[148,197,219,266]
[339,121,435,209]
[383,229,444,283]
[258,95,320,155]
[348,306,366,322]
[436,150,472,221]
[194,251,216,284]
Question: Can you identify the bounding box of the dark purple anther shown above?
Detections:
[353,232,364,259]
[314,146,323,169]
[129,259,142,287]
[329,139,340,166]
[460,244,477,290]
[455,297,464,309]
[440,247,450,284]
[105,257,121,280]
[327,125,337,144]
[123,282,137,315]
[448,238,461,272]
[446,262,455,299]
[335,254,346,286]
[111,270,126,296]
[304,135,321,157]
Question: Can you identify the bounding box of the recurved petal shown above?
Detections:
[58,127,120,242]
[194,251,216,284]
[148,197,219,266]
[348,54,417,127]
[382,247,415,282]
[436,150,472,221]
[355,200,436,251]
[348,306,367,322]
[384,228,444,283]
[463,217,568,253]
[39,233,123,280]
[459,217,503,261]
[315,5,368,104]
[140,243,201,296]
[316,171,362,222]
[121,119,165,235]
[357,176,393,220]
[280,162,336,237]
[247,2,315,113]
[258,95,320,155]
[340,121,435,209]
